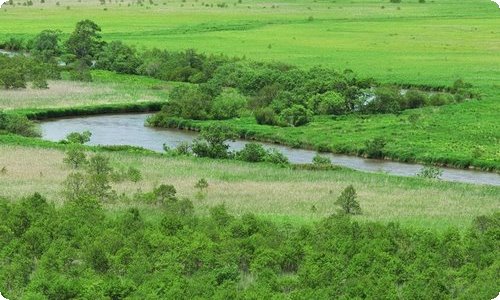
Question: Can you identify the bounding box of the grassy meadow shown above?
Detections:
[0,141,499,231]
[1,0,499,169]
[0,70,171,110]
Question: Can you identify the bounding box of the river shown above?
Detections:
[39,113,500,186]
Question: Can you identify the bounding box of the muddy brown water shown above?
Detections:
[39,113,500,186]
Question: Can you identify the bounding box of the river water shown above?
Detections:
[39,113,500,186]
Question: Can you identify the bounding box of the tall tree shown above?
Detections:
[65,19,104,65]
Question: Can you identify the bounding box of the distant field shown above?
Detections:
[1,0,499,89]
[0,71,171,110]
[1,0,498,169]
[0,142,499,230]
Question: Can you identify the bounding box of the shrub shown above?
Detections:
[429,93,454,106]
[191,124,236,159]
[95,41,142,74]
[308,91,348,115]
[279,104,313,127]
[64,130,92,144]
[163,85,212,120]
[211,88,247,120]
[405,89,428,109]
[0,113,40,137]
[237,143,267,162]
[364,86,403,114]
[63,146,87,169]
[335,185,361,215]
[264,148,289,165]
[364,137,387,159]
[30,30,62,62]
[255,107,279,126]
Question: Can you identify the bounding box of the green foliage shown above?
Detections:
[30,30,62,63]
[236,142,268,162]
[308,91,347,115]
[254,107,279,126]
[65,19,104,64]
[63,153,116,202]
[335,185,361,215]
[0,111,40,137]
[279,104,313,127]
[95,41,141,74]
[405,89,428,109]
[211,88,247,120]
[364,137,387,159]
[364,86,404,114]
[63,146,87,169]
[192,124,236,158]
[163,84,212,120]
[64,130,92,144]
[0,193,498,299]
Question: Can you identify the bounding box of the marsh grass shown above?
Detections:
[0,71,171,110]
[1,144,498,230]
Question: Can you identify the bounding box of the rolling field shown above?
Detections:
[0,0,499,88]
[1,0,498,169]
[0,142,499,230]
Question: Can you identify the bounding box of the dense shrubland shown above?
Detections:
[0,190,498,299]
[0,151,498,299]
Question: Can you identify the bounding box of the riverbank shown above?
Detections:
[38,113,500,186]
[148,99,500,173]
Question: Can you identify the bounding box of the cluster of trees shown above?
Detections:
[3,20,475,126]
[0,190,498,299]
[0,55,55,89]
[161,124,290,165]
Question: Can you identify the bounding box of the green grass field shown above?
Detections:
[0,140,499,231]
[1,0,498,169]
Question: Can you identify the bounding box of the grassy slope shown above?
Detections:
[0,140,499,231]
[1,0,498,168]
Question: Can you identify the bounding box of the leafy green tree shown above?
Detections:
[95,41,142,74]
[191,124,237,158]
[237,143,267,162]
[335,185,361,215]
[63,146,87,169]
[65,19,104,64]
[30,30,62,62]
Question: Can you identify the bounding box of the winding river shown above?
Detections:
[39,113,500,186]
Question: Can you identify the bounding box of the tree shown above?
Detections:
[31,30,62,62]
[335,185,361,215]
[191,124,237,158]
[63,146,87,169]
[95,41,142,74]
[65,19,104,64]
[308,91,348,115]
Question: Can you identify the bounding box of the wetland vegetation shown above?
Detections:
[0,0,499,298]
